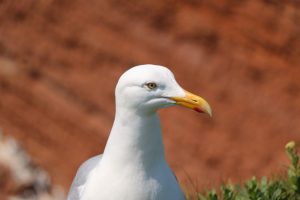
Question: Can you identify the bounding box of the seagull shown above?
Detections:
[67,64,212,200]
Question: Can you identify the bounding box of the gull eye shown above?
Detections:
[145,82,157,90]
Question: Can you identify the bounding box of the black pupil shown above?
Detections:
[148,83,156,88]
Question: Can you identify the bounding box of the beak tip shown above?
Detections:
[208,110,213,118]
[171,90,212,118]
[205,105,213,118]
[193,104,212,117]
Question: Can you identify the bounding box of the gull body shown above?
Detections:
[67,64,212,200]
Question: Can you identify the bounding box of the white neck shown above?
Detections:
[100,107,165,171]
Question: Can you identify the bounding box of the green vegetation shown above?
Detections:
[187,141,300,200]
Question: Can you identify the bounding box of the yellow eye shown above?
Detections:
[146,82,157,90]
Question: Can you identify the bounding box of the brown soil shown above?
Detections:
[0,0,300,195]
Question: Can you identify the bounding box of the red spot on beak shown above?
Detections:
[193,107,204,113]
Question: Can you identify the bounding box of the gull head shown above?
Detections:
[115,64,212,116]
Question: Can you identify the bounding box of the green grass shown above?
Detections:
[186,141,300,200]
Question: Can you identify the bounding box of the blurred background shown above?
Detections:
[0,0,300,199]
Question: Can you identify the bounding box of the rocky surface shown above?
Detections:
[0,0,299,195]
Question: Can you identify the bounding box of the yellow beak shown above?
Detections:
[170,90,212,117]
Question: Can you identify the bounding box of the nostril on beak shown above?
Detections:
[192,99,197,103]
